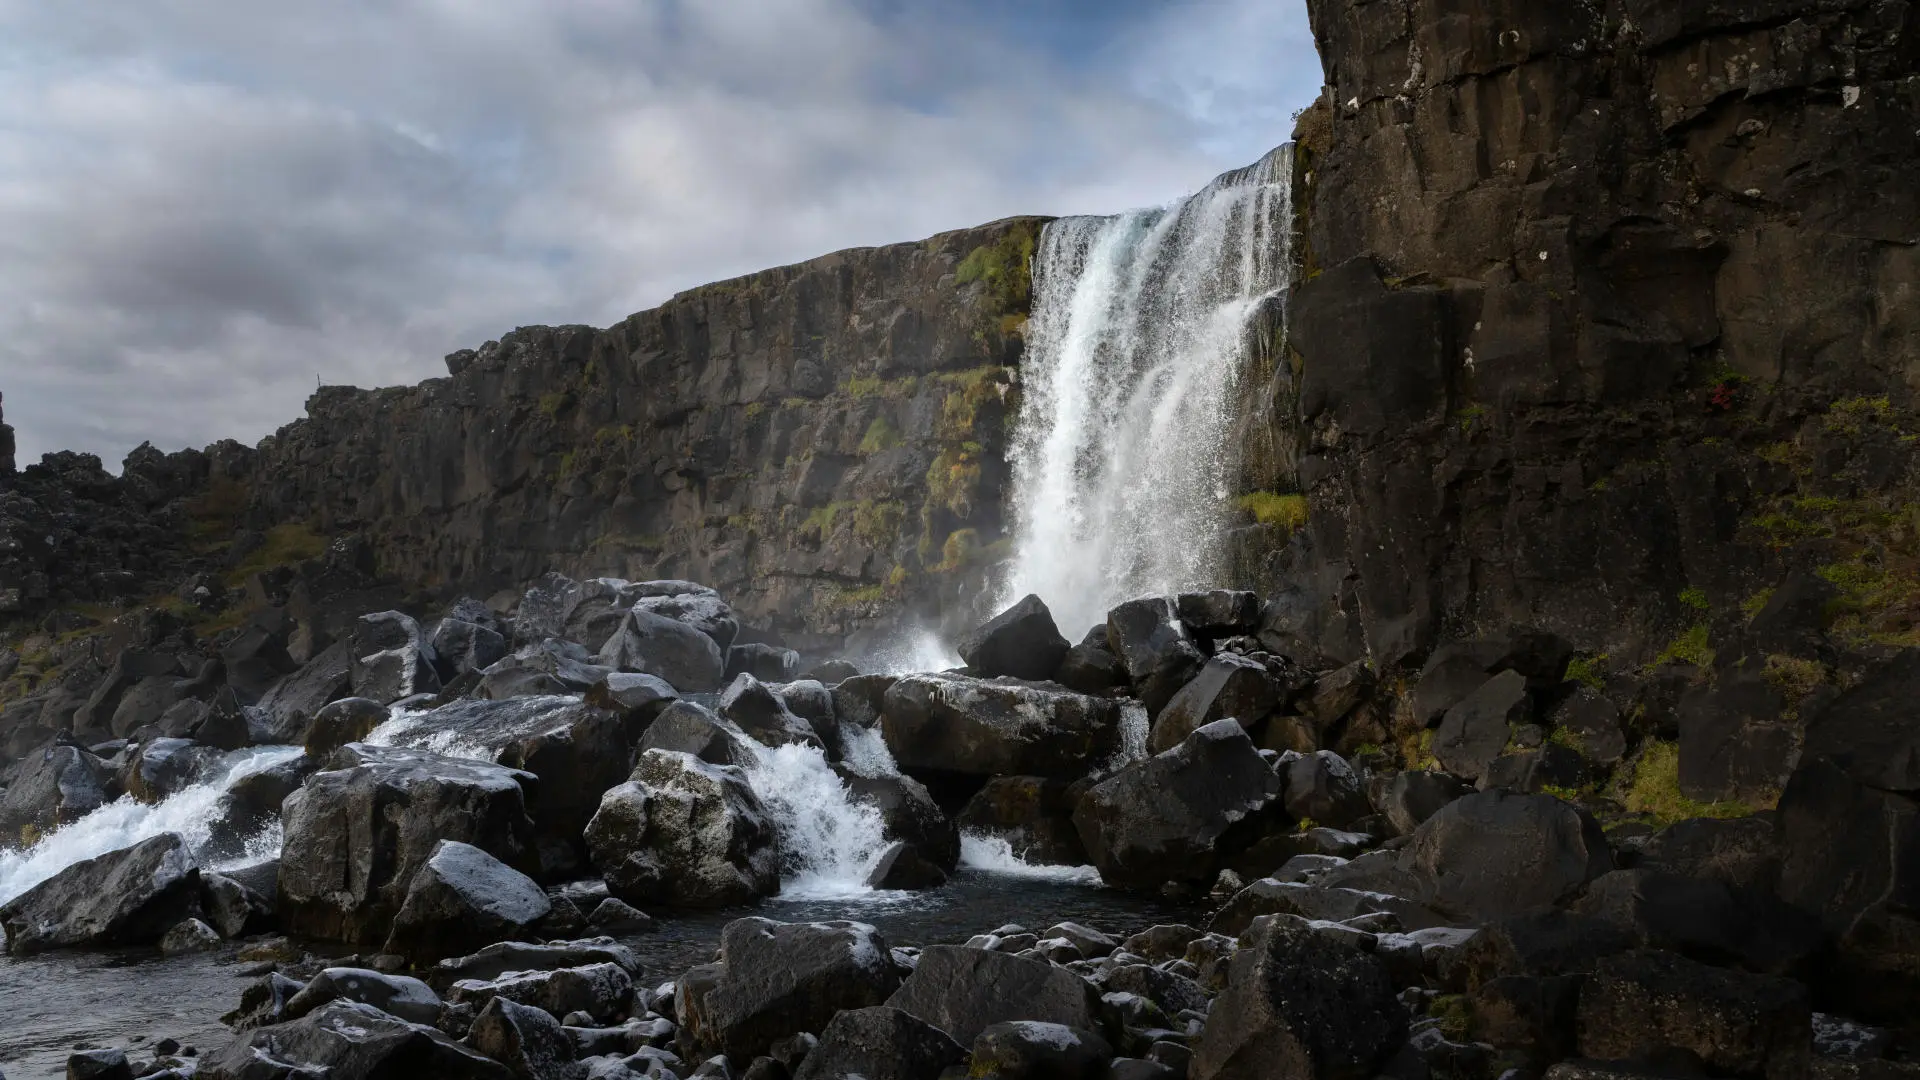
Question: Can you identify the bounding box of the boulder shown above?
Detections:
[0,741,112,843]
[958,594,1072,681]
[200,867,275,938]
[384,839,553,962]
[1398,790,1612,923]
[633,592,740,650]
[1432,670,1530,781]
[588,897,653,933]
[202,999,515,1078]
[1177,590,1262,639]
[1469,974,1580,1069]
[599,607,727,692]
[1480,743,1591,795]
[881,673,1125,778]
[1573,869,1825,976]
[639,701,758,768]
[1099,962,1210,1016]
[1411,640,1514,724]
[1379,771,1468,837]
[807,659,861,684]
[1550,687,1628,765]
[449,963,634,1026]
[372,695,635,869]
[252,640,353,744]
[1106,597,1206,714]
[109,674,189,739]
[955,776,1088,866]
[206,756,315,860]
[1454,911,1635,990]
[514,572,588,644]
[1150,654,1282,754]
[679,918,902,1061]
[585,672,680,725]
[282,967,444,1025]
[72,650,184,740]
[791,1006,967,1080]
[1639,815,1779,891]
[718,674,822,749]
[429,618,509,682]
[838,769,960,871]
[123,737,221,803]
[1056,625,1129,695]
[303,697,391,758]
[1073,719,1280,889]
[1302,660,1375,734]
[1801,648,1920,793]
[434,938,642,984]
[0,833,201,955]
[350,611,442,704]
[584,749,779,908]
[65,1049,133,1080]
[970,1021,1115,1079]
[865,841,948,889]
[468,996,579,1080]
[481,639,616,699]
[276,745,540,946]
[1192,914,1408,1080]
[727,642,801,683]
[1577,949,1811,1080]
[1209,880,1432,937]
[1280,750,1369,828]
[885,944,1105,1046]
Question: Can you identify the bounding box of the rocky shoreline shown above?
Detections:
[0,570,1915,1078]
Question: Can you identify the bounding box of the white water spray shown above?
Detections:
[743,741,893,900]
[0,746,304,905]
[1000,146,1294,635]
[957,833,1102,885]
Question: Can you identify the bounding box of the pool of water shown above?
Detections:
[0,867,1202,1079]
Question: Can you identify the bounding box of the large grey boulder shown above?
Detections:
[201,999,514,1080]
[1192,914,1408,1080]
[429,617,509,682]
[639,700,758,768]
[880,673,1125,778]
[384,839,552,962]
[971,1021,1115,1080]
[839,769,960,871]
[1151,653,1282,754]
[1379,771,1469,837]
[480,639,616,699]
[449,962,634,1026]
[350,610,442,704]
[1398,790,1612,923]
[1576,949,1811,1080]
[1801,647,1920,793]
[252,639,353,744]
[1432,670,1529,781]
[717,674,823,749]
[1106,597,1206,714]
[885,944,1105,1046]
[304,697,391,758]
[1073,719,1280,889]
[276,745,540,947]
[678,918,903,1062]
[1280,750,1370,828]
[959,594,1072,681]
[584,749,779,908]
[123,737,221,803]
[514,572,588,645]
[0,832,201,955]
[599,606,727,692]
[633,591,740,651]
[0,741,113,843]
[793,1006,967,1080]
[434,937,642,983]
[281,967,445,1025]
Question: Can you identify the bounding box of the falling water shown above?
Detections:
[1000,145,1294,635]
[744,741,893,900]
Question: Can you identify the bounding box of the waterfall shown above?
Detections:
[742,741,892,900]
[1000,145,1294,636]
[0,746,304,905]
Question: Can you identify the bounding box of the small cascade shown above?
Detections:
[741,741,893,900]
[1000,145,1295,634]
[0,746,304,906]
[957,833,1102,885]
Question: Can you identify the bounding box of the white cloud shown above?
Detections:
[0,0,1320,466]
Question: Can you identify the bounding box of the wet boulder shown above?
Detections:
[1,833,201,955]
[449,962,634,1026]
[599,607,727,692]
[1432,670,1530,782]
[383,839,553,963]
[971,1021,1115,1079]
[470,996,579,1079]
[200,866,275,938]
[880,672,1125,778]
[276,745,540,947]
[480,639,615,699]
[1074,719,1280,889]
[350,611,442,704]
[252,640,353,744]
[282,967,444,1025]
[371,695,634,871]
[206,754,315,860]
[679,918,902,1062]
[727,642,801,683]
[718,674,822,749]
[865,840,949,889]
[959,594,1072,681]
[885,943,1105,1046]
[1398,790,1612,923]
[123,737,222,803]
[584,749,779,908]
[639,700,758,768]
[1638,815,1779,891]
[429,617,509,682]
[791,1006,967,1080]
[633,591,740,651]
[303,697,390,758]
[1150,654,1282,754]
[1178,590,1262,639]
[1106,597,1206,714]
[1280,750,1370,828]
[202,999,514,1079]
[585,672,680,728]
[839,769,959,871]
[0,741,113,843]
[434,937,642,984]
[1056,624,1129,695]
[955,776,1088,866]
[1379,770,1468,837]
[1193,914,1406,1080]
[1573,869,1825,976]
[1801,648,1920,793]
[1577,949,1811,1080]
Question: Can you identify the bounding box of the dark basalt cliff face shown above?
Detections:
[1262,0,1920,670]
[1,219,1045,651]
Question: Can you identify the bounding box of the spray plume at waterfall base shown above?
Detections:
[1000,146,1293,635]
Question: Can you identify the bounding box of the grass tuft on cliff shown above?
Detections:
[227,523,327,584]
[956,224,1039,315]
[1239,491,1309,532]
[1620,741,1753,825]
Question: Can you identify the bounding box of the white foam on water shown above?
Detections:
[864,629,962,676]
[0,745,305,905]
[742,740,895,901]
[362,706,497,762]
[1000,146,1295,634]
[959,832,1103,886]
[837,724,900,779]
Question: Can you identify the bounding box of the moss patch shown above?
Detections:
[1239,492,1310,532]
[956,224,1039,315]
[858,416,903,455]
[1652,624,1714,670]
[1621,741,1752,825]
[1565,655,1607,690]
[227,523,327,584]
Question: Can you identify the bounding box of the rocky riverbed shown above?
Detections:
[1,572,1916,1078]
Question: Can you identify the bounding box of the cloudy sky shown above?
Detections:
[0,0,1322,467]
